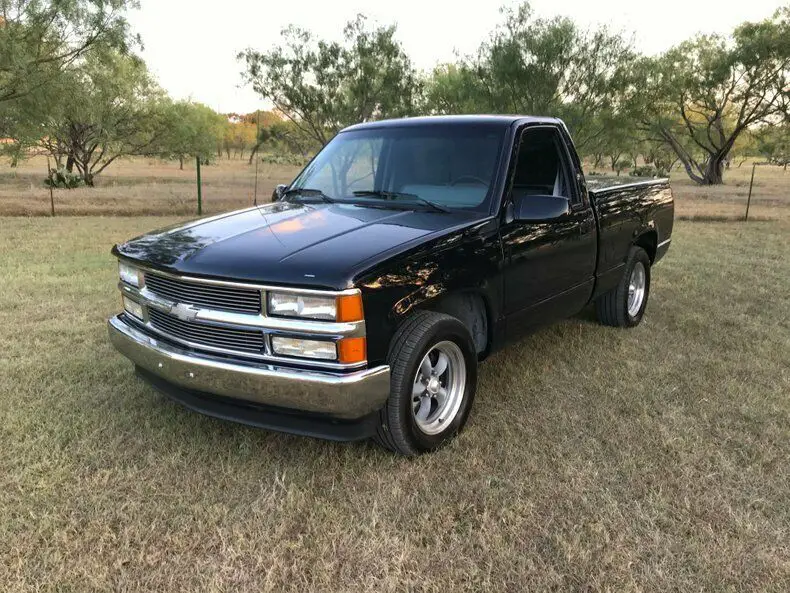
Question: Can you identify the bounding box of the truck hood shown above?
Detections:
[114,201,482,289]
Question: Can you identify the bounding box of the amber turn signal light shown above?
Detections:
[337,337,366,364]
[336,293,364,322]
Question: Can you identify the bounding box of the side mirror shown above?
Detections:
[512,194,570,222]
[272,184,287,202]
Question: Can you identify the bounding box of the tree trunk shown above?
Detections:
[248,143,260,165]
[179,155,184,170]
[702,155,725,185]
[78,160,95,186]
[65,154,75,173]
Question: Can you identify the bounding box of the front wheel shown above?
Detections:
[374,311,477,456]
[595,246,651,327]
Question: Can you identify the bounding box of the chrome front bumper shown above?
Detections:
[108,315,391,420]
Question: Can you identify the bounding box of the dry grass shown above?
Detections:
[1,216,789,591]
[0,156,301,216]
[0,155,788,220]
[670,164,790,221]
[586,161,789,221]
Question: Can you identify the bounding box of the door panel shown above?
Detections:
[500,125,597,337]
[502,207,596,333]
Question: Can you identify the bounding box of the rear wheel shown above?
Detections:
[596,246,651,327]
[374,311,477,456]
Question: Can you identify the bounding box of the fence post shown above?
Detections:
[196,156,203,215]
[745,162,756,222]
[253,109,260,206]
[46,156,55,216]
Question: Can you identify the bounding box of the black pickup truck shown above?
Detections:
[109,115,673,455]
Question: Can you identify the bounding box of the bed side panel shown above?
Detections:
[590,180,673,299]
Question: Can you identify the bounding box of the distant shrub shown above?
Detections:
[587,170,603,176]
[631,165,668,177]
[45,168,84,189]
[613,159,630,176]
[259,152,310,167]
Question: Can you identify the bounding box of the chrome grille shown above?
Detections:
[148,309,265,355]
[144,272,261,314]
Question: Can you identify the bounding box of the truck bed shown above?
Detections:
[586,176,674,301]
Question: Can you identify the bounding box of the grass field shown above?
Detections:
[1,215,789,591]
[0,156,301,217]
[1,155,788,220]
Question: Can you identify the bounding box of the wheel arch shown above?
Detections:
[417,290,492,359]
[634,229,658,263]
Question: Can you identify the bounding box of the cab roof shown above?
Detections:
[340,114,562,133]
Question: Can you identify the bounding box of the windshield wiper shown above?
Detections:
[352,190,450,213]
[283,187,336,204]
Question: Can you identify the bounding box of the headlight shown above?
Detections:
[268,292,335,320]
[119,261,143,287]
[122,296,144,320]
[267,292,363,322]
[271,337,337,360]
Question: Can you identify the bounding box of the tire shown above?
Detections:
[373,311,477,456]
[595,246,651,328]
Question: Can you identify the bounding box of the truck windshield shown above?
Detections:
[289,124,506,212]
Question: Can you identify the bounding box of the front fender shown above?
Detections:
[356,223,503,366]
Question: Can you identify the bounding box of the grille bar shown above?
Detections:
[146,275,261,301]
[148,309,265,354]
[145,272,261,314]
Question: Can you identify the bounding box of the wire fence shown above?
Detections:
[0,155,787,220]
[0,154,302,217]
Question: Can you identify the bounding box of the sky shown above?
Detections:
[128,0,785,114]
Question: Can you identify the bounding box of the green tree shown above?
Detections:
[425,63,487,115]
[246,123,273,164]
[0,90,40,164]
[643,143,678,174]
[37,48,166,185]
[239,15,421,147]
[580,108,643,172]
[627,8,790,185]
[755,124,790,170]
[159,101,225,169]
[425,3,633,151]
[0,0,137,104]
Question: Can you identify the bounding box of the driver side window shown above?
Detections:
[512,126,574,202]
